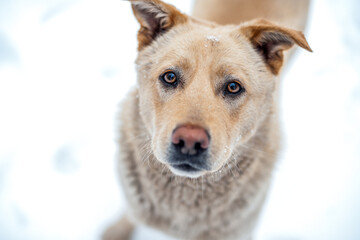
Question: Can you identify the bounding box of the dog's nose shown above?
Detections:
[171,125,210,156]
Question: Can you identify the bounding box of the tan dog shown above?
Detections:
[103,0,311,239]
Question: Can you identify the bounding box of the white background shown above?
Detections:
[0,0,359,239]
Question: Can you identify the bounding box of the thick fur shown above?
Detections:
[103,1,311,239]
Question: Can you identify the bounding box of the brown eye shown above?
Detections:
[160,71,178,85]
[226,81,243,94]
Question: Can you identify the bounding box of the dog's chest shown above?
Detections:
[121,151,267,240]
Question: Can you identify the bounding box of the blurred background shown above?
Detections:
[0,0,359,239]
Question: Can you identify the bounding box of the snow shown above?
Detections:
[0,0,359,239]
[206,35,220,43]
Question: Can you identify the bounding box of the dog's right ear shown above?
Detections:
[129,0,188,50]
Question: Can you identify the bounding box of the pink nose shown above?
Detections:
[171,125,210,155]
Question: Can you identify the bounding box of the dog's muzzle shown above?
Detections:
[167,125,211,174]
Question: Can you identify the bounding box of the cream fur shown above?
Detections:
[103,1,311,239]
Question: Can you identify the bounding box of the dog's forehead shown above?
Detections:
[156,25,257,78]
[157,25,252,69]
[176,25,241,51]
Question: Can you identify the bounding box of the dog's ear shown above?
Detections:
[240,19,312,75]
[129,0,188,50]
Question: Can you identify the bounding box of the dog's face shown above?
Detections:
[130,0,311,178]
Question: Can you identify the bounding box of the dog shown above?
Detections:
[103,0,311,239]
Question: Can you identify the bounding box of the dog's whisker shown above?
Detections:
[237,143,276,157]
[139,149,153,169]
[229,157,243,174]
[201,176,204,200]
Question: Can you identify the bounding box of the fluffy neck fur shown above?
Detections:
[117,87,280,240]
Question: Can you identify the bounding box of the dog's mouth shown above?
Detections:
[170,162,202,172]
[168,161,208,178]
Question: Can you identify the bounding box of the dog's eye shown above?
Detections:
[225,81,244,95]
[160,71,178,86]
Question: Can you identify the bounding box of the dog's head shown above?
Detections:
[129,0,311,178]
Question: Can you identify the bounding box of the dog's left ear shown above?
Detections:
[240,19,312,75]
[130,0,188,50]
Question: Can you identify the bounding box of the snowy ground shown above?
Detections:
[0,0,359,239]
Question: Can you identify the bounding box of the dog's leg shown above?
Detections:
[102,215,135,240]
